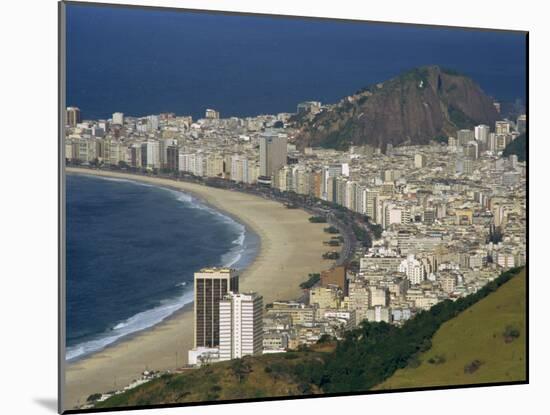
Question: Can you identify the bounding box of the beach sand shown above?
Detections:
[63,168,335,410]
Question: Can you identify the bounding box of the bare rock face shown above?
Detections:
[294,66,499,150]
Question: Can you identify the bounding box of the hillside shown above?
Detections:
[293,66,499,150]
[94,345,332,409]
[374,269,526,390]
[92,268,525,409]
[502,133,527,162]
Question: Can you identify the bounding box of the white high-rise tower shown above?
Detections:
[219,292,263,361]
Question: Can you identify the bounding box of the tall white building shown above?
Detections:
[66,107,81,127]
[321,165,342,200]
[141,141,160,169]
[259,132,287,178]
[219,292,263,361]
[112,112,124,126]
[399,254,426,285]
[147,115,160,131]
[474,124,490,144]
[414,153,426,169]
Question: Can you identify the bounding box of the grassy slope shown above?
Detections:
[374,270,526,390]
[95,346,332,408]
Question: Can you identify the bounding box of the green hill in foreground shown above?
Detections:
[374,269,526,390]
[92,268,525,410]
[94,345,331,409]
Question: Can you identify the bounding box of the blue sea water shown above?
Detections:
[66,4,526,121]
[65,174,259,361]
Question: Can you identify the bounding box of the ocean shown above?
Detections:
[65,174,259,361]
[66,4,526,121]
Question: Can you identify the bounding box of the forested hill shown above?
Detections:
[503,133,527,161]
[293,65,499,150]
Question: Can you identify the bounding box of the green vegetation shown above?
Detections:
[87,393,102,403]
[502,133,526,161]
[366,222,383,239]
[322,252,340,260]
[352,223,371,247]
[448,105,476,130]
[357,95,369,106]
[95,351,327,408]
[375,269,526,390]
[398,67,430,86]
[487,225,503,244]
[503,325,521,343]
[427,355,446,365]
[309,216,327,223]
[320,124,354,151]
[299,273,321,290]
[294,267,524,394]
[449,105,475,130]
[433,135,448,144]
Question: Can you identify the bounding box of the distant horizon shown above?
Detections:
[66,3,526,121]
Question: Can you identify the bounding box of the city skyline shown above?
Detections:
[61,2,527,412]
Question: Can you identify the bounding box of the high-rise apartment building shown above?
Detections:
[414,153,426,169]
[146,115,160,131]
[495,120,513,135]
[66,107,81,127]
[219,292,263,361]
[474,124,490,144]
[140,140,160,169]
[259,132,287,178]
[516,114,527,134]
[194,268,239,348]
[112,112,124,125]
[205,108,220,119]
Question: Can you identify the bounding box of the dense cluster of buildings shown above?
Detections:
[65,103,526,361]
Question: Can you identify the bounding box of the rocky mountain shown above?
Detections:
[293,66,500,150]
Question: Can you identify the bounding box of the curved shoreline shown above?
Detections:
[66,173,260,362]
[64,167,334,410]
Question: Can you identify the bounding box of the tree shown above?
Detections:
[300,273,321,289]
[309,216,327,223]
[231,358,252,383]
[502,133,526,162]
[87,393,102,403]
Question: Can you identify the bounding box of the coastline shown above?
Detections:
[64,167,335,410]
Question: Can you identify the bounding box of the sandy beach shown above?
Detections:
[63,168,335,410]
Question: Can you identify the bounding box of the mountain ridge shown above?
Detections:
[292,65,500,150]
